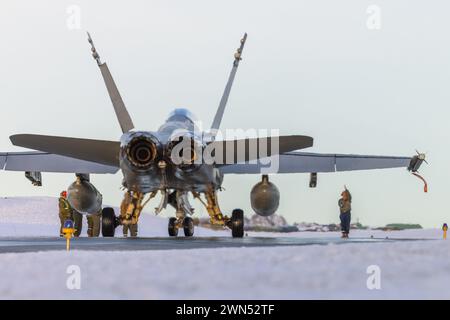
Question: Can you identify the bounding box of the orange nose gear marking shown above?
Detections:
[412,172,428,193]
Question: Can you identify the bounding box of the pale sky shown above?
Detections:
[0,0,447,227]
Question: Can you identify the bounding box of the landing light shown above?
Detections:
[158,160,167,169]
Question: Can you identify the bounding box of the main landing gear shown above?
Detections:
[166,189,245,238]
[101,207,118,237]
[230,209,244,238]
[101,190,156,238]
[193,190,245,238]
[101,188,244,238]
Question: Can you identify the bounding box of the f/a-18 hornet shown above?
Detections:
[6,33,426,238]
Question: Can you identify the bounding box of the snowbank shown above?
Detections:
[0,239,449,299]
[0,196,229,237]
[1,197,439,239]
[0,197,58,225]
[1,196,448,300]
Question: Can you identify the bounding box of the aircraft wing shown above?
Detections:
[219,152,418,174]
[0,152,118,174]
[0,154,6,169]
[10,134,120,167]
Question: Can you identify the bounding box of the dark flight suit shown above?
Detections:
[87,212,101,237]
[58,197,73,236]
[72,210,83,237]
[73,211,101,237]
[338,196,352,236]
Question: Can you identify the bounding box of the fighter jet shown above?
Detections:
[6,33,426,238]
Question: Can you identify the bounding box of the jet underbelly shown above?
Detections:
[121,161,222,193]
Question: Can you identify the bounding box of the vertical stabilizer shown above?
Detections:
[210,33,247,139]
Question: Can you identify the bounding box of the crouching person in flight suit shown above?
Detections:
[59,190,73,237]
[338,186,352,239]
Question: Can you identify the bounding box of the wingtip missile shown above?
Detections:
[86,31,102,65]
[415,150,428,164]
[234,33,247,63]
[241,33,248,43]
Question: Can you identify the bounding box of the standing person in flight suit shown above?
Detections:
[338,186,352,238]
[58,190,73,237]
[72,207,101,237]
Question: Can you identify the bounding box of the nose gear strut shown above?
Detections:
[166,190,196,237]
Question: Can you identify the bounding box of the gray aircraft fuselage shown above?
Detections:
[119,108,223,194]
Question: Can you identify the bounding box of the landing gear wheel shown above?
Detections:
[183,217,194,237]
[168,217,179,237]
[231,209,244,238]
[101,207,116,237]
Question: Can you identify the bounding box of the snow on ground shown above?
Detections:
[0,240,449,299]
[249,228,443,240]
[0,197,58,225]
[0,197,449,299]
[0,196,228,237]
[0,196,441,239]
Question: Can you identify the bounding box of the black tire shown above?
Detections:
[231,209,244,238]
[168,217,178,237]
[101,207,116,237]
[183,217,194,237]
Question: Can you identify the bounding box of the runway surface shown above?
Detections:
[0,236,425,253]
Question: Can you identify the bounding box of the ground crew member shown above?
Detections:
[443,223,448,240]
[72,210,83,237]
[59,190,101,237]
[72,209,101,237]
[58,191,73,237]
[338,186,352,238]
[87,212,101,237]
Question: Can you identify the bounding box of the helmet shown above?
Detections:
[60,190,67,198]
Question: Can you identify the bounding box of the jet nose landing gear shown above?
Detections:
[183,217,194,237]
[193,191,245,238]
[168,216,195,237]
[168,217,179,237]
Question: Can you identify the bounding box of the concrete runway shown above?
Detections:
[0,236,422,253]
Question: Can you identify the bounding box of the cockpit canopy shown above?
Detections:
[166,108,198,123]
